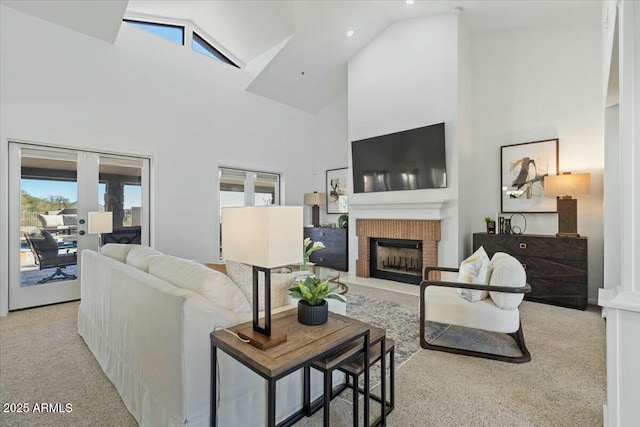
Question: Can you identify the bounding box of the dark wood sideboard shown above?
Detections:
[473,233,588,310]
[304,227,348,271]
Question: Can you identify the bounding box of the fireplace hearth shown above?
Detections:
[370,238,422,284]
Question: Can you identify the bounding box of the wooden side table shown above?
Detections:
[210,309,373,427]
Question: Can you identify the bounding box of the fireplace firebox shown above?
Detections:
[370,238,422,284]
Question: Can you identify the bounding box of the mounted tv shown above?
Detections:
[351,122,447,193]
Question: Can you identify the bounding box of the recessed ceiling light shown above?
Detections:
[346,28,355,37]
[406,0,415,5]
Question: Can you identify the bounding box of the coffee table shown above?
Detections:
[286,265,348,295]
[210,309,373,427]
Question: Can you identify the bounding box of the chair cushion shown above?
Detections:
[38,214,64,228]
[488,252,527,310]
[149,256,251,313]
[225,260,293,310]
[456,246,490,302]
[126,246,164,272]
[424,285,520,334]
[101,244,136,263]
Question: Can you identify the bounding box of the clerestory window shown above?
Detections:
[124,20,184,45]
[192,32,239,68]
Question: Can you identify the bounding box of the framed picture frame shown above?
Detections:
[326,167,349,214]
[500,138,559,213]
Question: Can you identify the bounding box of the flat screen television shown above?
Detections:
[351,122,447,193]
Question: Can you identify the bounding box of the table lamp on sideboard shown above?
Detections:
[544,172,591,237]
[304,191,325,227]
[221,206,302,349]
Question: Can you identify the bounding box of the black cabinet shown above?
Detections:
[473,233,588,310]
[304,227,348,271]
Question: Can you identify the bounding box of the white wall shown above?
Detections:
[468,22,604,302]
[0,6,315,314]
[348,14,461,270]
[310,92,348,227]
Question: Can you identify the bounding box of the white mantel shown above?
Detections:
[349,192,448,220]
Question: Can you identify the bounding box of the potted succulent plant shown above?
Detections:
[288,276,346,326]
[485,216,496,234]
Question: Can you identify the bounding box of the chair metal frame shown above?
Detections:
[420,266,532,364]
[23,230,77,284]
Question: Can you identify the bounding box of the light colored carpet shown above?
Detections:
[0,283,605,426]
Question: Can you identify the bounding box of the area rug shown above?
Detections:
[343,293,446,388]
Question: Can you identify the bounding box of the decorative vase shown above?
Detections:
[297,300,328,326]
[486,222,496,234]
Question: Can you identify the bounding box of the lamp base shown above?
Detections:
[557,197,579,238]
[237,327,287,350]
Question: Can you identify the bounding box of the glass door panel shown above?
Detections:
[18,150,78,288]
[9,144,151,310]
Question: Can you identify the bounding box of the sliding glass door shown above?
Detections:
[8,143,150,310]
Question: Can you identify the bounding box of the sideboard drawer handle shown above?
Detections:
[519,243,527,250]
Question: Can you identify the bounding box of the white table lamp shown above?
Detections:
[222,206,302,349]
[88,211,113,251]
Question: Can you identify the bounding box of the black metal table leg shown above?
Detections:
[268,378,276,427]
[363,330,370,427]
[304,365,311,416]
[380,338,386,426]
[323,366,332,427]
[210,344,217,427]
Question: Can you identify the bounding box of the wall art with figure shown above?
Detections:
[501,139,558,213]
[326,167,349,214]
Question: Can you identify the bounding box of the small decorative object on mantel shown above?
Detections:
[509,213,527,235]
[288,276,346,326]
[484,217,496,234]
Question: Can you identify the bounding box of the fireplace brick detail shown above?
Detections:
[355,219,441,279]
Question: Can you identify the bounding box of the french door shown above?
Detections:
[8,143,150,310]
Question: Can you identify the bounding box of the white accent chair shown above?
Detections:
[419,253,531,364]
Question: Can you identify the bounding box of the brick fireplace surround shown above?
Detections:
[355,219,441,279]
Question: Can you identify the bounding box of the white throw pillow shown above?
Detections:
[126,246,163,272]
[456,246,491,302]
[149,255,251,313]
[488,252,527,310]
[225,260,293,310]
[101,243,136,263]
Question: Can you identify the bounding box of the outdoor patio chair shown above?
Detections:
[23,229,77,284]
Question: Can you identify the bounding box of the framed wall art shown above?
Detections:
[501,138,559,213]
[326,167,349,214]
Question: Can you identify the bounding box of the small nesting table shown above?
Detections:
[210,309,374,427]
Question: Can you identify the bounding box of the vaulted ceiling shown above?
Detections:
[2,0,600,113]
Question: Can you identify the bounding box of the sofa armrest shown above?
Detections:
[420,280,531,295]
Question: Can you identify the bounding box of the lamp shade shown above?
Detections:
[88,211,113,234]
[222,206,303,268]
[304,192,325,206]
[545,173,591,197]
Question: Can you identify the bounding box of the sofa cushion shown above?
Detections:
[225,260,293,310]
[101,243,136,263]
[149,256,251,313]
[456,246,490,302]
[38,214,64,228]
[126,246,164,272]
[488,252,527,310]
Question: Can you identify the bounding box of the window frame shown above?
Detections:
[192,32,239,68]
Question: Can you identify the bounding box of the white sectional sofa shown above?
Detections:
[78,244,346,427]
